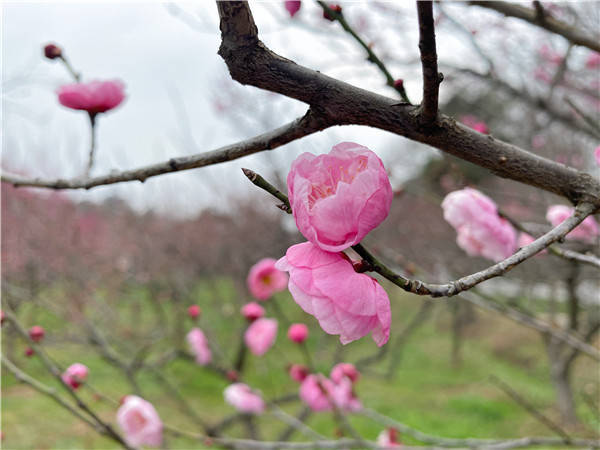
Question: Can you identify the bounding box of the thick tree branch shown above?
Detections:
[1,110,330,190]
[469,1,600,53]
[217,2,600,209]
[416,1,441,124]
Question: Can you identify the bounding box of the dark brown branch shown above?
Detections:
[217,2,600,209]
[1,110,330,190]
[416,1,441,124]
[469,1,600,52]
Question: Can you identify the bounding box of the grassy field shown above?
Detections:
[2,279,599,449]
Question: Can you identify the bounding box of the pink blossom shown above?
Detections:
[330,363,360,384]
[546,205,599,243]
[517,232,546,255]
[460,115,489,134]
[595,146,600,166]
[586,52,600,69]
[377,428,402,448]
[241,302,265,321]
[285,1,301,17]
[186,328,212,365]
[299,374,361,412]
[57,80,125,114]
[25,347,34,357]
[117,395,163,448]
[287,323,308,343]
[28,325,45,342]
[247,258,288,300]
[244,318,278,356]
[224,383,265,414]
[442,188,517,262]
[275,242,391,346]
[187,305,201,319]
[289,364,310,382]
[287,142,393,252]
[62,363,89,390]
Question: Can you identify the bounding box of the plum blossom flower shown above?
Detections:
[117,395,163,448]
[28,325,45,342]
[244,318,278,356]
[247,258,288,300]
[287,142,392,252]
[241,302,265,322]
[284,1,301,17]
[224,383,265,414]
[57,80,125,114]
[62,363,89,390]
[287,323,308,343]
[289,364,310,382]
[377,428,402,448]
[299,373,361,412]
[330,363,360,384]
[442,188,517,262]
[460,115,489,134]
[186,328,212,365]
[546,205,599,244]
[276,242,391,346]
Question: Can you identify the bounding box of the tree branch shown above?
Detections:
[469,1,600,52]
[1,109,331,190]
[217,1,600,208]
[416,1,441,124]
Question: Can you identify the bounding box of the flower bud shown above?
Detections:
[226,370,239,382]
[288,364,309,382]
[287,323,308,343]
[28,325,45,343]
[188,305,201,319]
[323,4,342,21]
[44,43,62,60]
[25,347,35,357]
[393,79,403,89]
[241,302,265,322]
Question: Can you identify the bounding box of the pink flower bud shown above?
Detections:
[330,363,360,384]
[226,370,239,382]
[287,323,308,343]
[284,1,301,17]
[117,395,163,448]
[186,328,212,365]
[241,302,265,322]
[377,428,402,448]
[57,80,125,114]
[0,310,4,326]
[276,242,391,346]
[287,142,392,252]
[442,188,517,262]
[299,374,361,412]
[546,205,599,243]
[24,347,35,357]
[393,79,403,89]
[224,383,265,414]
[28,325,45,343]
[43,43,62,60]
[244,318,278,356]
[62,363,89,389]
[289,364,310,382]
[247,258,288,301]
[187,305,201,319]
[323,3,342,21]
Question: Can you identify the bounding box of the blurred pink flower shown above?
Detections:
[224,383,265,414]
[57,80,125,114]
[289,364,310,382]
[276,242,391,346]
[517,232,546,255]
[187,304,201,319]
[244,318,278,356]
[285,1,301,17]
[287,142,393,252]
[546,205,599,243]
[330,363,360,384]
[28,325,45,342]
[460,115,489,134]
[586,52,600,69]
[117,395,163,448]
[287,323,308,343]
[241,302,265,322]
[377,428,402,448]
[299,373,361,412]
[62,363,89,390]
[442,188,517,262]
[186,328,212,365]
[247,258,288,300]
[595,146,600,166]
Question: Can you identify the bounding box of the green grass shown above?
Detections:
[1,279,598,449]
